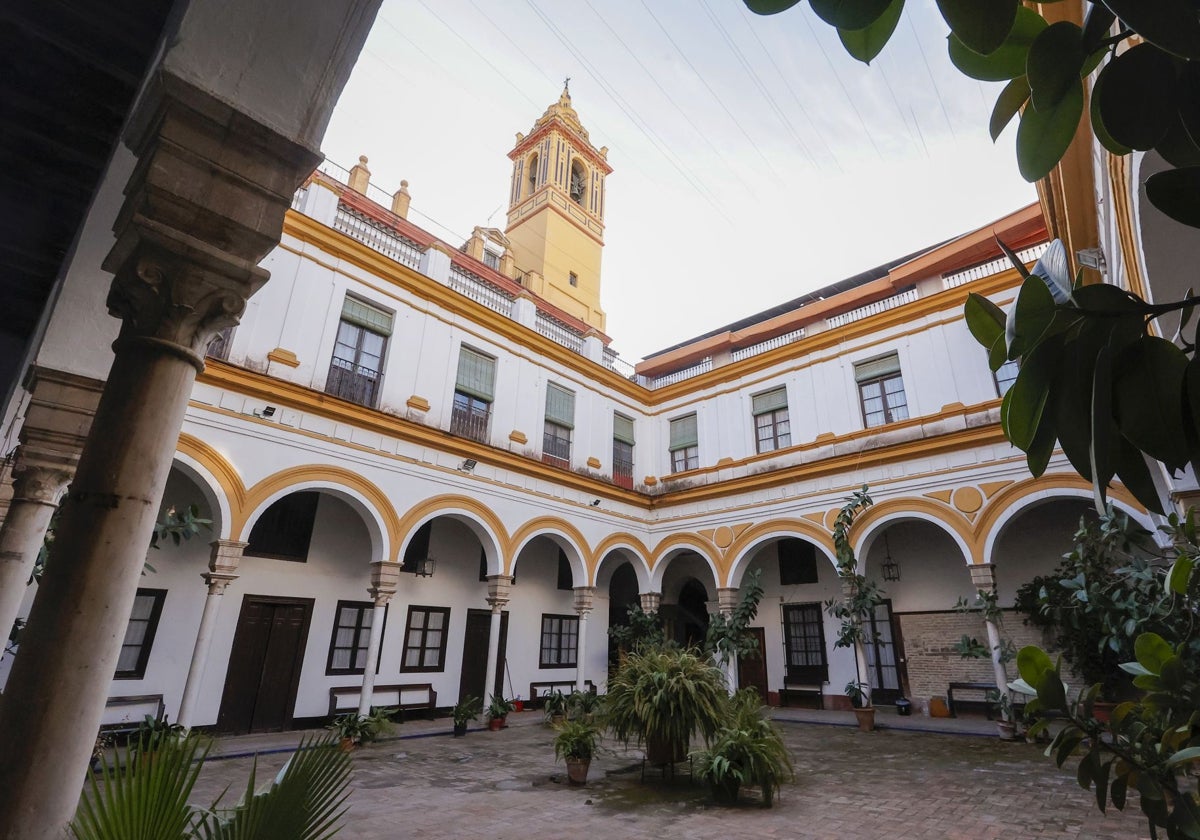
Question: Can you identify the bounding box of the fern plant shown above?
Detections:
[693,690,795,807]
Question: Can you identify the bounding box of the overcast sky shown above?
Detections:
[321,0,1037,363]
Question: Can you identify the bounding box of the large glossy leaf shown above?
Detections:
[1096,44,1178,151]
[1145,166,1200,229]
[1155,117,1200,168]
[810,0,893,31]
[1016,79,1083,181]
[1100,0,1200,60]
[1089,65,1133,156]
[1003,336,1056,450]
[744,0,804,14]
[1053,331,1099,480]
[838,0,904,64]
[1030,239,1072,303]
[1179,62,1200,149]
[1006,274,1057,359]
[1026,22,1085,111]
[1081,3,1116,52]
[1026,411,1057,477]
[1091,344,1117,492]
[1016,645,1054,686]
[936,0,1018,56]
[1133,632,1174,673]
[1112,336,1190,470]
[1114,435,1165,514]
[990,76,1031,140]
[965,292,1006,349]
[948,7,1047,81]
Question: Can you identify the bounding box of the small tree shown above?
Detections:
[705,568,765,666]
[824,486,881,706]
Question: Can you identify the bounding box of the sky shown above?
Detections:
[320,0,1038,364]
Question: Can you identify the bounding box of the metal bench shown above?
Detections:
[780,664,826,709]
[100,694,165,735]
[947,681,995,718]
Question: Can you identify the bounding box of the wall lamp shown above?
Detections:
[415,555,436,577]
[590,499,601,507]
[459,458,477,473]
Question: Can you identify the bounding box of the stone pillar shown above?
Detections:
[347,154,371,193]
[716,587,740,692]
[390,180,411,219]
[358,561,400,716]
[969,563,1010,715]
[574,587,594,692]
[483,575,511,703]
[0,76,326,839]
[0,453,73,648]
[639,591,661,613]
[177,539,244,728]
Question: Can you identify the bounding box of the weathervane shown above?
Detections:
[564,76,571,92]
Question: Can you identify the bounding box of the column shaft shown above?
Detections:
[177,539,244,728]
[483,608,503,702]
[357,602,389,717]
[575,613,589,692]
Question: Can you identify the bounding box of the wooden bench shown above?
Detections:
[528,680,595,707]
[947,681,996,718]
[780,664,826,709]
[100,694,165,732]
[328,683,437,718]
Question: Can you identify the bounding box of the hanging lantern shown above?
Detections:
[880,534,900,582]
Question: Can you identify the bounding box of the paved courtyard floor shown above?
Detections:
[188,712,1151,839]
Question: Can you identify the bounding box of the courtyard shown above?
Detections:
[185,711,1150,839]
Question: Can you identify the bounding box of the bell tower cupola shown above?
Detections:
[505,83,611,331]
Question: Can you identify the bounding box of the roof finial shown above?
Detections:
[564,76,571,92]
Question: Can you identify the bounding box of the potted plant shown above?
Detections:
[986,689,1019,740]
[129,714,186,764]
[487,695,514,731]
[605,645,728,766]
[553,717,602,785]
[451,696,480,736]
[693,689,794,807]
[567,688,602,721]
[844,681,875,732]
[327,706,396,750]
[543,690,569,725]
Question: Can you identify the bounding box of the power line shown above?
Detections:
[904,13,957,140]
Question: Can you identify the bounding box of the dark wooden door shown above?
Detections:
[863,599,903,704]
[737,627,769,701]
[217,596,313,734]
[458,608,508,703]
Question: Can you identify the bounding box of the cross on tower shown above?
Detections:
[563,76,570,92]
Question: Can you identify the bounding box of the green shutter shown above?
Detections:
[751,386,788,415]
[456,347,496,401]
[854,353,901,383]
[342,296,393,336]
[669,413,698,450]
[613,413,635,445]
[545,383,575,428]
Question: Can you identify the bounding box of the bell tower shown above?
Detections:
[505,84,611,332]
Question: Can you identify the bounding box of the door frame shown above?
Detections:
[737,626,769,701]
[864,598,903,704]
[458,608,509,703]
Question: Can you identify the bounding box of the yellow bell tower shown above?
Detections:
[505,84,611,332]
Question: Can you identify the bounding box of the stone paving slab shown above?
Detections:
[187,714,1151,839]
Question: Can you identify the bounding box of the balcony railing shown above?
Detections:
[325,357,380,408]
[613,457,634,490]
[333,207,422,269]
[542,432,571,468]
[448,266,515,316]
[826,288,920,329]
[941,242,1050,289]
[731,328,806,362]
[535,312,584,353]
[647,357,713,390]
[450,402,491,443]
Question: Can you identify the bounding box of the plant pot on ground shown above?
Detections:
[693,689,795,807]
[845,681,875,732]
[554,718,601,786]
[327,706,397,750]
[451,695,481,737]
[543,690,569,725]
[487,695,515,731]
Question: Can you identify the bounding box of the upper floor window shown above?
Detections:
[752,386,791,453]
[115,589,166,679]
[569,160,587,205]
[543,383,575,468]
[245,492,319,562]
[452,347,496,443]
[327,296,391,408]
[855,354,908,428]
[568,271,578,287]
[994,358,1019,396]
[483,250,500,271]
[669,413,699,473]
[613,413,635,490]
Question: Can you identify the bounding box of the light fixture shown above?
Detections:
[590,499,601,507]
[459,458,477,473]
[415,555,436,577]
[880,533,901,582]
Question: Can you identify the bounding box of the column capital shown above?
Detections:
[639,591,662,613]
[486,574,512,610]
[369,560,402,605]
[208,539,246,578]
[716,587,740,617]
[968,563,997,592]
[202,571,238,595]
[573,586,595,615]
[9,450,75,506]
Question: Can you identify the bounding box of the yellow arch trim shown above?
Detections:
[725,518,837,567]
[396,494,510,564]
[649,533,722,577]
[508,517,593,578]
[176,432,246,522]
[237,465,402,559]
[854,497,975,562]
[972,473,1143,557]
[592,533,653,567]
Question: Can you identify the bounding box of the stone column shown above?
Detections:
[573,587,594,692]
[639,591,661,613]
[0,453,73,648]
[716,587,740,692]
[176,540,244,728]
[969,563,1010,715]
[0,81,323,839]
[483,575,512,703]
[358,561,400,717]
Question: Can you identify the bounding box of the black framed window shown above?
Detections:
[613,413,634,490]
[855,354,908,428]
[669,413,699,473]
[782,602,828,674]
[994,358,1019,396]
[752,387,791,453]
[778,538,819,585]
[115,589,166,679]
[245,492,319,562]
[540,614,579,668]
[327,600,376,675]
[401,606,450,672]
[543,383,574,468]
[452,347,495,443]
[326,297,391,408]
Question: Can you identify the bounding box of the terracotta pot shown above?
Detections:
[338,737,358,753]
[645,734,687,764]
[853,706,876,732]
[1092,701,1117,724]
[565,756,591,785]
[995,720,1017,741]
[488,716,506,731]
[513,700,525,713]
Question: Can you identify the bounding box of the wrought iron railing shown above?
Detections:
[450,402,491,443]
[826,288,920,329]
[325,357,380,408]
[332,207,423,269]
[613,457,634,490]
[542,431,571,468]
[448,266,515,315]
[731,328,806,362]
[535,312,584,353]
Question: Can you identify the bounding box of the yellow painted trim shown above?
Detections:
[406,395,430,412]
[1107,153,1148,300]
[853,497,977,561]
[509,516,592,578]
[508,430,528,445]
[266,348,300,368]
[395,494,511,563]
[649,533,721,575]
[725,518,837,567]
[586,456,601,469]
[176,432,247,521]
[592,533,653,567]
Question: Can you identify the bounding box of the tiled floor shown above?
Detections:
[186,710,1150,839]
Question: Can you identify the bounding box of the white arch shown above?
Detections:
[726,532,837,588]
[403,509,504,577]
[171,454,232,540]
[982,488,1154,561]
[510,530,587,587]
[853,510,972,571]
[594,545,652,590]
[242,481,390,564]
[648,546,720,594]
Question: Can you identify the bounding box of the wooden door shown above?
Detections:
[863,599,902,704]
[216,596,313,734]
[737,627,769,701]
[458,608,508,703]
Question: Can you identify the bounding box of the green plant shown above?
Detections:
[953,589,1017,666]
[542,690,569,721]
[704,568,765,665]
[605,646,729,762]
[553,717,602,762]
[824,486,881,707]
[843,680,870,710]
[607,603,665,655]
[131,714,186,758]
[486,695,514,720]
[692,690,795,807]
[326,707,394,746]
[567,688,602,720]
[451,696,480,728]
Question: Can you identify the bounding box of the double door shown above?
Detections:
[217,596,313,734]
